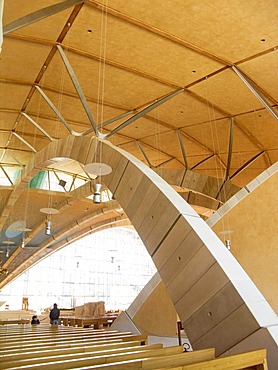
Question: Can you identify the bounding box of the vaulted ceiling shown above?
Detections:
[0,0,277,284]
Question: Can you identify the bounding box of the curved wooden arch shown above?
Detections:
[153,167,240,204]
[0,135,277,364]
[1,209,131,288]
[0,138,239,233]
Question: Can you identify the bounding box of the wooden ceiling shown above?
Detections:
[1,0,278,186]
[0,1,277,285]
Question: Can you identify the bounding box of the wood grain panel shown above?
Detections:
[130,185,161,232]
[100,145,129,195]
[156,227,205,284]
[124,175,156,221]
[157,168,185,187]
[191,304,260,356]
[114,162,144,211]
[135,192,172,244]
[152,216,192,269]
[164,246,216,303]
[185,281,244,343]
[143,202,180,256]
[175,263,229,322]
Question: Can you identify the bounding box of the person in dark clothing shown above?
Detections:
[49,303,60,325]
[31,315,40,325]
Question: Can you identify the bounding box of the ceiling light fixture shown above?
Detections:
[6,221,26,238]
[220,230,233,250]
[45,219,52,235]
[220,230,233,251]
[225,239,231,250]
[16,227,31,248]
[40,208,59,215]
[3,241,15,256]
[59,179,67,188]
[83,163,112,177]
[40,208,59,236]
[84,162,112,205]
[93,183,102,204]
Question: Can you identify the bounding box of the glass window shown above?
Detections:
[0,228,157,313]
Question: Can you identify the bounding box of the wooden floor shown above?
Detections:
[0,323,268,369]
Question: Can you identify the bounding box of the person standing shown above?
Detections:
[49,303,60,325]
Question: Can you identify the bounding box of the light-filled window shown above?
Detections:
[0,228,157,313]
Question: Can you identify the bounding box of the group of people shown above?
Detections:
[31,303,60,326]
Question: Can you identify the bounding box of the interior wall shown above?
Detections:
[132,280,178,337]
[0,0,3,52]
[212,172,278,314]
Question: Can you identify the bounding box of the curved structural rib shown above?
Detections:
[99,138,278,367]
[0,135,277,367]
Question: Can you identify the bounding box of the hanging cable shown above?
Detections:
[204,76,233,248]
[92,1,109,202]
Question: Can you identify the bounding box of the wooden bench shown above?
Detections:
[0,335,148,355]
[0,324,267,370]
[0,344,184,369]
[72,349,216,370]
[0,319,29,325]
[163,348,268,370]
[0,328,112,342]
[0,340,149,361]
[0,326,114,335]
[0,324,105,336]
[0,324,216,370]
[0,310,35,322]
[60,315,117,328]
[0,332,147,349]
[70,349,267,370]
[1,338,127,355]
[0,329,126,345]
